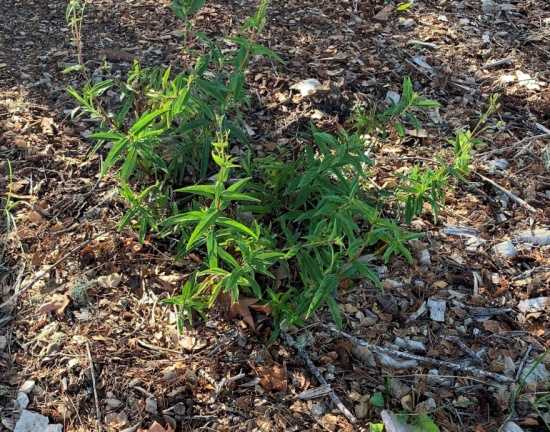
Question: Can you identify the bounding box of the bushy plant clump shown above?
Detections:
[65,0,497,332]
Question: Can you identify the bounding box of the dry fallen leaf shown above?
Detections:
[147,421,173,432]
[38,294,70,316]
[290,79,322,96]
[228,297,259,330]
[250,360,288,392]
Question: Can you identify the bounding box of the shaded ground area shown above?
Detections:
[1,0,550,431]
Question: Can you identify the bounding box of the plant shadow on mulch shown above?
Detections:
[1,0,550,431]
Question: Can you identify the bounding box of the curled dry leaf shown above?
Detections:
[38,294,70,315]
[250,360,288,392]
[228,297,259,330]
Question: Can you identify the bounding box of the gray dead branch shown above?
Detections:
[319,324,515,383]
[279,330,358,424]
[475,173,538,214]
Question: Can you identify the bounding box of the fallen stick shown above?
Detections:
[483,56,514,68]
[319,324,515,383]
[481,133,550,158]
[511,133,550,159]
[86,342,104,432]
[475,173,538,214]
[442,335,484,366]
[535,123,550,135]
[406,40,439,50]
[0,232,109,310]
[515,345,533,381]
[207,330,239,357]
[279,330,358,424]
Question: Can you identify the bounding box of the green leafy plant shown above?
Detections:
[64,0,87,73]
[351,77,440,139]
[1,161,17,268]
[449,94,501,175]
[65,0,456,332]
[160,118,285,314]
[502,350,550,431]
[395,164,449,224]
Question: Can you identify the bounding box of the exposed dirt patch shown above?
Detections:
[1,0,550,431]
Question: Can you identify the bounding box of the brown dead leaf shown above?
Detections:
[248,302,272,314]
[228,297,259,330]
[97,273,122,288]
[372,5,394,23]
[31,252,47,267]
[483,320,505,334]
[124,239,143,254]
[38,294,70,315]
[147,421,172,432]
[250,360,288,392]
[527,323,546,337]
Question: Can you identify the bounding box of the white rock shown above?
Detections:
[427,298,446,322]
[13,410,49,432]
[16,392,29,410]
[290,79,321,96]
[18,381,35,394]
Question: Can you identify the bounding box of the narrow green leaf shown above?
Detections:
[216,217,258,239]
[62,64,86,74]
[298,168,318,188]
[396,2,413,10]
[221,191,259,202]
[218,247,239,269]
[416,100,440,107]
[88,132,126,141]
[250,44,286,64]
[225,120,250,145]
[306,274,338,318]
[161,210,206,226]
[325,295,342,329]
[298,252,323,286]
[186,208,219,250]
[175,184,216,199]
[130,109,169,136]
[119,147,138,180]
[102,137,130,175]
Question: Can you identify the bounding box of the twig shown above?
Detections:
[406,40,439,49]
[511,133,550,159]
[207,330,239,357]
[0,232,109,310]
[442,335,484,366]
[279,330,358,424]
[404,58,433,81]
[535,123,550,135]
[481,133,550,158]
[483,56,515,68]
[86,342,104,432]
[319,324,515,383]
[515,345,533,381]
[475,172,538,214]
[136,339,184,356]
[198,370,245,403]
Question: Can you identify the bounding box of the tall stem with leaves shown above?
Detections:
[65,0,87,75]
